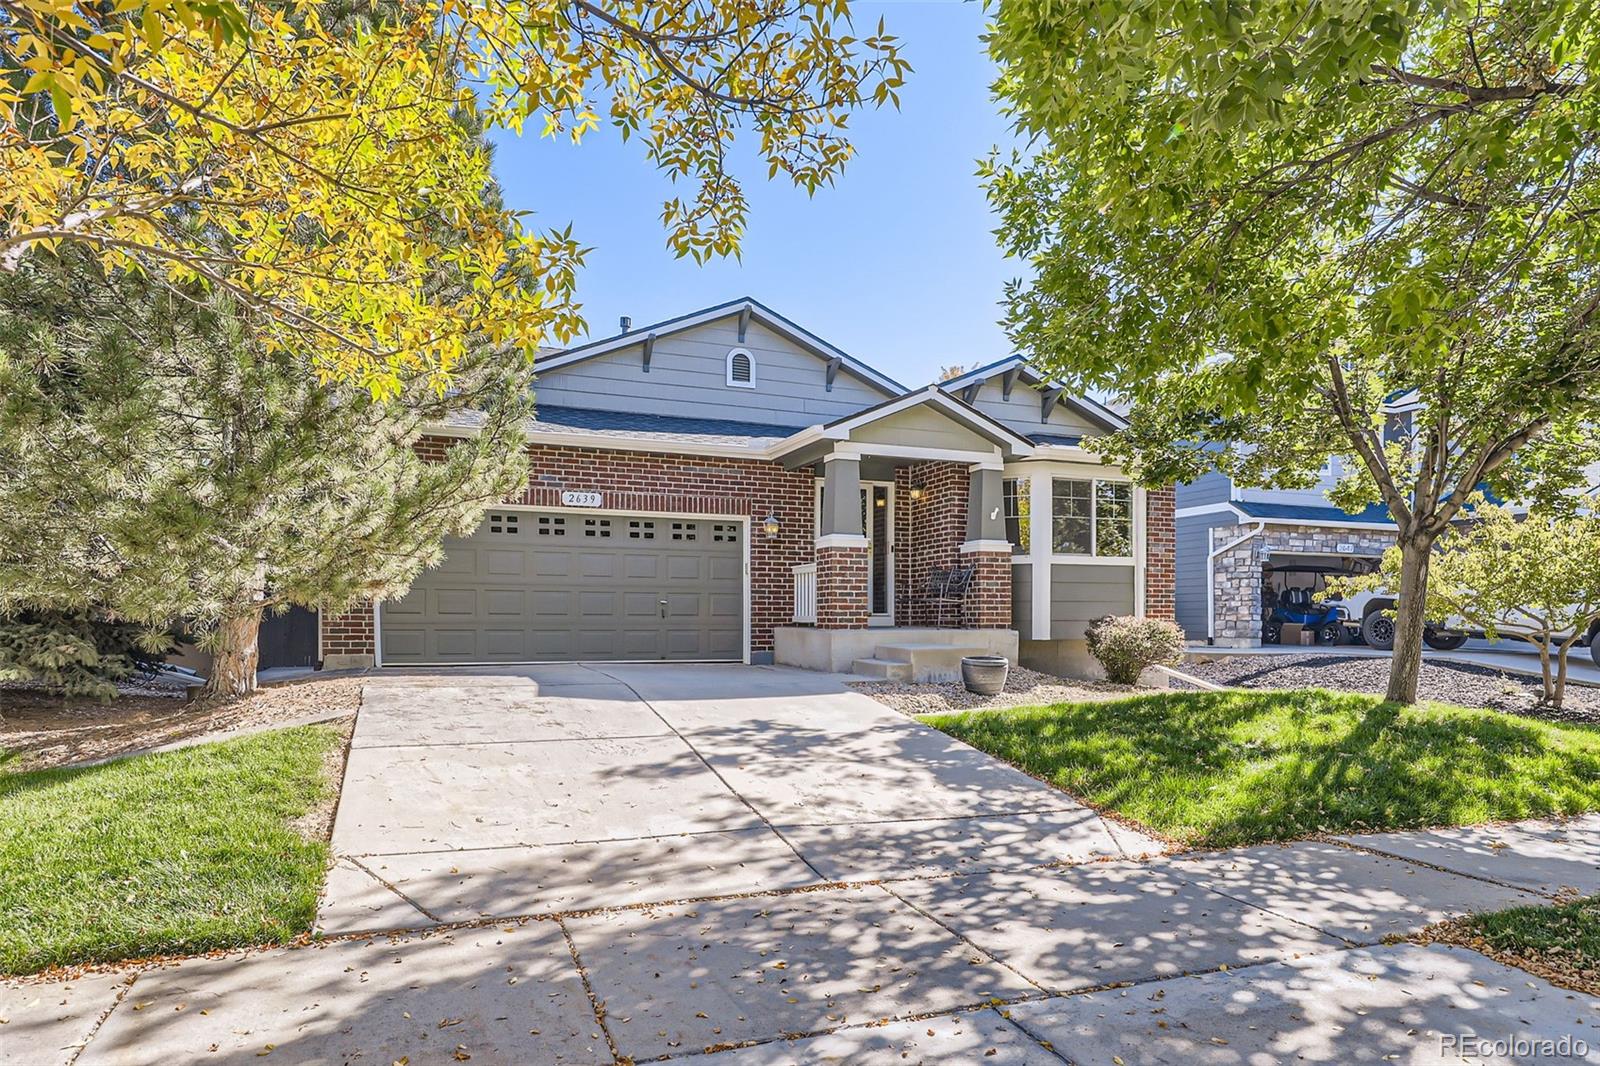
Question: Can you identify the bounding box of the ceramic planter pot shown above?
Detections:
[961,655,1009,696]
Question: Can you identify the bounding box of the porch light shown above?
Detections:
[761,511,782,538]
[908,484,925,501]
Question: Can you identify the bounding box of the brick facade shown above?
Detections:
[322,436,815,661]
[894,461,971,626]
[958,549,1012,628]
[318,438,1179,665]
[814,545,870,629]
[1143,486,1176,622]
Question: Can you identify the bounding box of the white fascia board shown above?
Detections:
[1175,502,1250,520]
[1253,516,1399,531]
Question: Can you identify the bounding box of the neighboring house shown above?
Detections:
[1176,459,1397,646]
[319,298,1176,677]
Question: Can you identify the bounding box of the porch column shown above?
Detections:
[958,463,1013,629]
[815,455,869,629]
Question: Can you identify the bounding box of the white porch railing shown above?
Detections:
[792,563,817,624]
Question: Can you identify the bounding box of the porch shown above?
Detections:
[768,386,1027,675]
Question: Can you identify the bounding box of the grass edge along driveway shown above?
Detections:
[924,689,1600,848]
[0,723,344,975]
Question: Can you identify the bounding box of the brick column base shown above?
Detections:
[815,545,870,629]
[959,549,1013,628]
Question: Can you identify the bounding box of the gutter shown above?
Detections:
[1206,520,1266,641]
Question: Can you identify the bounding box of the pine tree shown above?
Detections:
[0,249,531,696]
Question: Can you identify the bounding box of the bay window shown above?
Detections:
[1050,477,1133,558]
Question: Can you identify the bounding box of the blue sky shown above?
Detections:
[486,1,1016,388]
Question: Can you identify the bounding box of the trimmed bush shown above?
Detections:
[1084,614,1186,684]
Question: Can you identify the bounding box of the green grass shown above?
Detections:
[925,689,1600,848]
[1463,895,1600,977]
[0,724,343,974]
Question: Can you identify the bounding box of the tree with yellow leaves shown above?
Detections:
[1,0,908,395]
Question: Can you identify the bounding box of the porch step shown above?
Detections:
[875,643,986,684]
[851,657,913,682]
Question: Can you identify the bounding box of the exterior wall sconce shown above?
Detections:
[761,511,782,539]
[907,485,925,501]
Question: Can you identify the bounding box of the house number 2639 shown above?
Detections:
[560,490,604,507]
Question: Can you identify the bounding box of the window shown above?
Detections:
[1003,478,1030,554]
[1051,478,1134,557]
[1051,479,1092,554]
[726,348,755,388]
[487,512,519,535]
[1094,481,1134,557]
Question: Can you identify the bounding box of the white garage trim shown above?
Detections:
[376,504,752,666]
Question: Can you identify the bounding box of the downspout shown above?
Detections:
[1206,521,1266,642]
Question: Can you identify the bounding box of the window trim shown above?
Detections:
[1002,476,1031,557]
[726,347,756,388]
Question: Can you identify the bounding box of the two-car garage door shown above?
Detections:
[380,510,744,664]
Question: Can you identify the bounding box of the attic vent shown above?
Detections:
[726,348,755,388]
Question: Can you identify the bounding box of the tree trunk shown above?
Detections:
[1384,535,1434,704]
[206,608,263,698]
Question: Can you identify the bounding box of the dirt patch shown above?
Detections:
[850,664,1135,716]
[1180,654,1600,723]
[292,717,354,842]
[2,674,366,772]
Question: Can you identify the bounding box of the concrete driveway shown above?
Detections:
[14,665,1600,1064]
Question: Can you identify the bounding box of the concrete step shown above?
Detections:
[874,643,985,684]
[851,657,913,682]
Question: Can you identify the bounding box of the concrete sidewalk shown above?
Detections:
[8,665,1600,1064]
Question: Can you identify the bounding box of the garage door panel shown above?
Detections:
[483,629,526,658]
[382,510,743,664]
[433,589,478,617]
[485,550,524,576]
[623,554,659,579]
[434,629,478,658]
[484,589,524,616]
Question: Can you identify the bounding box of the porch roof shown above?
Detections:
[770,385,1039,467]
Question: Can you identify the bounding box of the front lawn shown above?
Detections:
[925,690,1600,848]
[0,723,344,974]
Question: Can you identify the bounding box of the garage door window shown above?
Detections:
[536,515,565,535]
[628,520,656,539]
[583,518,612,538]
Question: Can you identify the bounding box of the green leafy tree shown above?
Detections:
[0,251,530,696]
[983,0,1600,702]
[1338,501,1600,707]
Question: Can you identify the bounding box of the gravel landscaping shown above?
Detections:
[1,674,365,771]
[850,664,1135,716]
[1182,654,1600,722]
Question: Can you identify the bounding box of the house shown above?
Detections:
[1175,460,1397,646]
[318,298,1176,678]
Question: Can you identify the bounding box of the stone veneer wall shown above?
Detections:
[1211,522,1396,645]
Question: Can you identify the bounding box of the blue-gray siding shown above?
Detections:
[1175,513,1235,639]
[1048,564,1134,639]
[1177,469,1233,508]
[535,319,891,428]
[1012,563,1033,641]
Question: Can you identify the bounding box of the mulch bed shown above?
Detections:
[1180,654,1600,723]
[2,675,365,772]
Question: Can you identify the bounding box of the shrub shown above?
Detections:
[1084,614,1186,685]
[0,610,172,700]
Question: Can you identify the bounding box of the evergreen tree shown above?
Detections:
[0,249,531,696]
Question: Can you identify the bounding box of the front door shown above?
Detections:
[862,483,894,626]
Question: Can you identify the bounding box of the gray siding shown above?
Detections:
[962,378,1100,439]
[1175,513,1234,640]
[852,406,997,452]
[1048,563,1134,639]
[1012,563,1033,640]
[534,319,891,428]
[1177,469,1233,509]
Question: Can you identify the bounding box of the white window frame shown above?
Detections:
[1049,476,1135,561]
[726,347,757,388]
[1002,476,1031,557]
